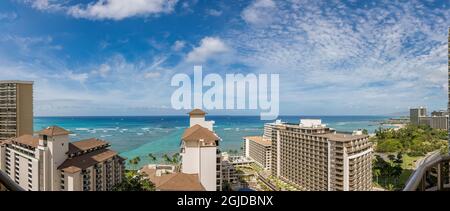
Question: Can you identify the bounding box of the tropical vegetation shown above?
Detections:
[112,170,155,191]
[373,124,448,156]
[373,153,404,189]
[371,124,448,190]
[128,156,141,170]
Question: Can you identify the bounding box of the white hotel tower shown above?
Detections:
[180,109,222,191]
[0,126,125,191]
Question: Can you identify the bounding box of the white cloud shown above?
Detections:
[24,0,63,11]
[144,72,161,79]
[0,12,18,21]
[206,9,222,16]
[66,71,89,83]
[171,40,186,51]
[92,64,111,77]
[230,0,450,114]
[241,0,276,26]
[68,0,178,20]
[0,34,55,52]
[186,37,229,63]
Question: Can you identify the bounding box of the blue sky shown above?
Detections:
[0,0,449,116]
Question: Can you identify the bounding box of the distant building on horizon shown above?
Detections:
[180,109,222,191]
[410,107,449,130]
[410,107,427,125]
[0,81,33,141]
[269,119,373,191]
[0,126,125,191]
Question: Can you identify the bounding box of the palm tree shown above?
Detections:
[373,169,381,184]
[148,153,157,162]
[171,153,180,164]
[162,154,172,164]
[129,156,141,170]
[162,153,180,164]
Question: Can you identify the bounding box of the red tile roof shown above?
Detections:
[244,136,271,146]
[68,138,109,155]
[11,135,39,148]
[38,126,71,136]
[188,108,206,116]
[182,124,219,144]
[140,166,205,191]
[58,149,119,174]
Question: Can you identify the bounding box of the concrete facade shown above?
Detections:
[0,81,33,141]
[244,136,271,170]
[0,126,125,191]
[269,120,373,191]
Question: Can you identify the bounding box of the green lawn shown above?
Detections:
[401,154,423,170]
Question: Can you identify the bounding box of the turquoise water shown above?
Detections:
[34,115,394,167]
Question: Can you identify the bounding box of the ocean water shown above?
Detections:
[34,116,393,167]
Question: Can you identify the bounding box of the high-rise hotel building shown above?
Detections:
[243,136,271,170]
[269,119,373,191]
[180,109,222,191]
[0,126,125,191]
[0,81,33,141]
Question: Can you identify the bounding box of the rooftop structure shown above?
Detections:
[140,164,205,191]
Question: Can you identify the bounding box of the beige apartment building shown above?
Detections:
[244,136,271,170]
[0,81,33,141]
[270,119,373,191]
[0,126,125,191]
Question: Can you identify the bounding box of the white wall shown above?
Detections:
[245,139,250,157]
[182,146,200,174]
[190,116,214,131]
[300,119,323,127]
[66,172,81,191]
[37,145,51,191]
[31,159,39,191]
[17,156,29,189]
[5,146,39,191]
[47,135,69,191]
[199,147,217,191]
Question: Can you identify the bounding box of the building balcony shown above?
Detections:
[404,153,450,191]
